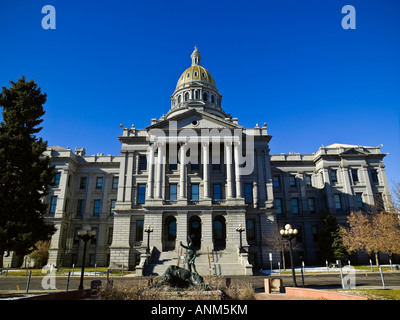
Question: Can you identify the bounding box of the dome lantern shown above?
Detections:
[191,45,202,66]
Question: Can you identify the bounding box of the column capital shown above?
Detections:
[224,141,233,147]
[233,141,241,147]
[202,141,210,148]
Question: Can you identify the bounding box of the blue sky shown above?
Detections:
[0,0,399,189]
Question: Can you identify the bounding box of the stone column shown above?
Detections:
[202,142,210,199]
[233,142,242,198]
[124,152,134,203]
[361,165,374,205]
[155,142,164,200]
[146,144,155,199]
[117,152,126,203]
[378,165,394,209]
[179,143,187,200]
[256,150,266,207]
[321,168,334,214]
[225,142,233,199]
[264,150,274,208]
[340,166,354,210]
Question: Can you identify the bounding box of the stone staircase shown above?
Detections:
[143,247,250,276]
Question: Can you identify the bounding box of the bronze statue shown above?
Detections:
[180,236,197,274]
[159,236,204,288]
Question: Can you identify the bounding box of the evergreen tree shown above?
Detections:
[317,214,347,263]
[0,76,56,261]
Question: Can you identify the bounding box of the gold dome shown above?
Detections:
[176,65,216,89]
[175,46,217,90]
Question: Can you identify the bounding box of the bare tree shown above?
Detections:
[341,204,400,267]
[265,223,301,270]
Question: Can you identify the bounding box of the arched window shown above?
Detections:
[167,220,176,241]
[195,90,199,99]
[203,92,208,101]
[211,95,215,103]
[213,215,226,249]
[214,220,223,241]
[178,95,181,104]
[185,92,189,101]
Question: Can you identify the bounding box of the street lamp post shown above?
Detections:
[236,224,245,253]
[145,225,153,254]
[77,225,96,290]
[280,224,298,287]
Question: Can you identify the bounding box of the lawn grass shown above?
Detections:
[335,289,400,300]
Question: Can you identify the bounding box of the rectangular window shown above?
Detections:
[108,228,113,245]
[137,184,146,204]
[275,198,282,214]
[244,183,253,204]
[246,219,256,240]
[305,175,312,187]
[139,155,147,171]
[213,184,222,200]
[191,184,199,201]
[136,220,144,241]
[371,169,379,184]
[79,177,87,190]
[93,200,101,216]
[96,177,103,190]
[292,198,299,214]
[77,200,85,216]
[50,196,57,213]
[110,200,116,216]
[169,184,177,201]
[334,194,342,210]
[112,177,119,189]
[330,170,338,184]
[54,172,61,186]
[273,176,280,188]
[356,193,363,210]
[351,169,359,183]
[308,198,316,213]
[289,175,296,187]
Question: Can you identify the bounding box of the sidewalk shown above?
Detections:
[255,292,317,300]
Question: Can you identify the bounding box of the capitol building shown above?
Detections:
[3,47,393,275]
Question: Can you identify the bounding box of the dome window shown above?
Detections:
[194,72,198,77]
[187,73,190,78]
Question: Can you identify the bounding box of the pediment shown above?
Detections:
[146,109,242,131]
[340,147,368,156]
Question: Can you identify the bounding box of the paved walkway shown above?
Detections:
[255,292,317,300]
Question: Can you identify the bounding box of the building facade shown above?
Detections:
[2,47,394,274]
